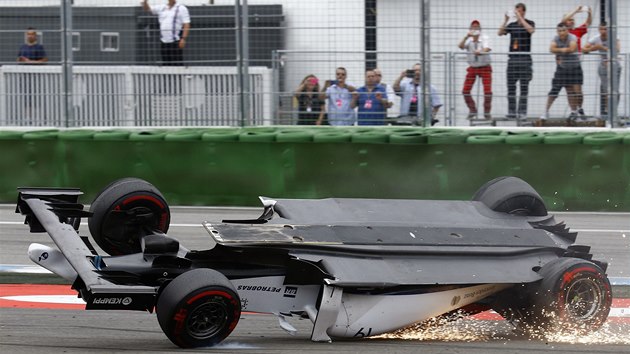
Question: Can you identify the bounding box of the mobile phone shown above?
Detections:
[330,80,338,85]
[405,69,415,78]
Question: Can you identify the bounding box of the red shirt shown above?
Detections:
[569,24,588,51]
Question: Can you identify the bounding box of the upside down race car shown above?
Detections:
[16,176,612,348]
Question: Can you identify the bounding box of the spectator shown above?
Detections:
[319,67,356,126]
[458,20,492,120]
[562,5,592,117]
[373,68,395,118]
[393,65,442,126]
[294,74,325,125]
[498,3,535,120]
[17,28,48,64]
[562,6,592,51]
[583,22,622,120]
[352,69,389,126]
[142,0,191,66]
[540,23,581,121]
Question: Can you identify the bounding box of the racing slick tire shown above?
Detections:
[88,178,170,255]
[472,176,547,216]
[526,258,612,335]
[156,269,241,348]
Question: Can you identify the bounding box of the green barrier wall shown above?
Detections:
[1,128,628,211]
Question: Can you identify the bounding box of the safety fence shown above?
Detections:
[0,65,272,126]
[2,50,627,127]
[0,0,628,128]
[0,126,628,211]
[273,50,630,127]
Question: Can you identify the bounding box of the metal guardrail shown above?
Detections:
[0,65,273,127]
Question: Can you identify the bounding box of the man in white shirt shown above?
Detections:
[583,22,622,120]
[143,0,191,66]
[458,20,492,120]
[393,65,442,126]
[319,67,357,126]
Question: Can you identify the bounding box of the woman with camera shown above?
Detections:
[294,74,325,125]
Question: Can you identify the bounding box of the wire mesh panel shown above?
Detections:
[131,66,271,126]
[0,0,627,127]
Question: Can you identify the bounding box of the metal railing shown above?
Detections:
[0,65,272,126]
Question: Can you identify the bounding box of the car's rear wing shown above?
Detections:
[16,188,158,311]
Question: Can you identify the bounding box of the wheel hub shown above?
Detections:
[564,277,602,320]
[187,300,229,339]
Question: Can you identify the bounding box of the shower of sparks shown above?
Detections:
[377,310,630,345]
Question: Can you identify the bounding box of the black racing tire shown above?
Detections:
[527,258,612,335]
[472,176,547,216]
[88,178,170,255]
[156,269,241,348]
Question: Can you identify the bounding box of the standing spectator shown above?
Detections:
[458,20,492,120]
[393,65,442,126]
[352,70,389,126]
[540,23,581,121]
[17,27,48,125]
[498,3,535,120]
[142,0,191,66]
[294,74,325,125]
[319,67,356,126]
[17,27,47,64]
[583,22,622,120]
[562,5,592,117]
[562,5,592,51]
[373,68,395,118]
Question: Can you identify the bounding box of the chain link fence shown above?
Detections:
[0,0,627,128]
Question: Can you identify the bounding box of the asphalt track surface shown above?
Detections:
[1,205,629,353]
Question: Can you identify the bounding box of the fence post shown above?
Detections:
[235,0,250,127]
[420,0,431,127]
[61,0,74,127]
[606,0,619,127]
[271,50,280,124]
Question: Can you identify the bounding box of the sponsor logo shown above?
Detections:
[283,286,298,298]
[451,295,461,306]
[237,285,281,293]
[240,298,249,310]
[92,297,133,306]
[38,252,48,262]
[463,285,495,300]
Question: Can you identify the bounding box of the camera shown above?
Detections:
[405,69,415,78]
[329,80,338,85]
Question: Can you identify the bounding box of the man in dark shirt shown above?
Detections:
[498,3,535,120]
[17,28,48,64]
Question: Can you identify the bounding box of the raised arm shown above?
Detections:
[516,12,535,34]
[350,91,359,109]
[498,13,509,36]
[393,71,406,94]
[561,6,581,24]
[458,32,470,49]
[584,7,593,27]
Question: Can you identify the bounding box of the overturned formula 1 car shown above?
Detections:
[16,176,611,348]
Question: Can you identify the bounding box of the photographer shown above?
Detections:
[458,20,493,120]
[294,75,325,125]
[319,67,356,126]
[393,65,442,126]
